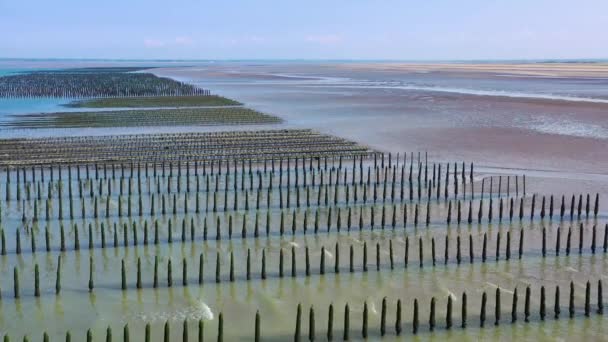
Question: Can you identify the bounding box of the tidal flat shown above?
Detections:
[0,61,607,341]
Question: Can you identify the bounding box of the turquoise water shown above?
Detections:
[0,98,72,115]
[0,68,73,121]
[0,69,23,77]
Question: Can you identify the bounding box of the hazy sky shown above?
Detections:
[1,0,607,60]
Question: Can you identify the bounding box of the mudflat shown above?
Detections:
[154,62,608,198]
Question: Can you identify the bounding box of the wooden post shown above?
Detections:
[363,242,368,272]
[585,281,591,317]
[444,235,449,265]
[506,231,511,260]
[320,246,325,275]
[160,256,170,288]
[447,295,453,329]
[34,264,40,297]
[431,237,436,267]
[305,247,310,276]
[123,324,129,342]
[482,233,487,262]
[469,235,474,263]
[569,281,575,318]
[295,303,302,342]
[480,292,487,327]
[218,312,223,342]
[405,236,409,268]
[567,227,572,255]
[217,252,221,283]
[88,257,94,292]
[496,232,501,260]
[321,303,331,341]
[429,297,436,331]
[56,255,61,294]
[457,236,461,264]
[462,292,467,328]
[13,267,19,299]
[255,310,261,342]
[362,301,368,338]
[395,299,402,335]
[579,223,584,254]
[495,288,501,325]
[592,224,597,254]
[376,243,381,270]
[309,306,315,341]
[418,237,424,268]
[380,297,387,336]
[595,280,604,315]
[511,288,518,323]
[525,286,531,322]
[540,286,546,320]
[554,286,560,319]
[154,256,159,288]
[413,299,419,335]
[164,321,170,342]
[230,252,234,282]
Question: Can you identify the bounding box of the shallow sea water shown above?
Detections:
[0,164,606,340]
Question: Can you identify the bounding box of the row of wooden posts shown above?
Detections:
[16,180,487,220]
[294,281,604,340]
[2,153,428,184]
[0,87,213,99]
[16,183,558,225]
[2,157,460,189]
[5,166,480,207]
[1,156,499,210]
[3,192,600,256]
[2,280,604,341]
[3,161,485,206]
[0,192,597,255]
[6,224,608,297]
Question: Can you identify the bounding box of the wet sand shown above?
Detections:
[153,62,608,205]
[339,62,608,78]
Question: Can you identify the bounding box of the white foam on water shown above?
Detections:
[485,282,514,294]
[440,286,458,301]
[523,116,608,139]
[346,236,363,244]
[376,84,608,104]
[369,302,378,315]
[277,73,608,104]
[195,301,215,321]
[134,300,214,323]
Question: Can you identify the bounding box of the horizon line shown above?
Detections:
[1,57,608,64]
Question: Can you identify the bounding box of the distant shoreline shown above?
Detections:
[1,57,607,64]
[4,59,608,79]
[337,62,608,78]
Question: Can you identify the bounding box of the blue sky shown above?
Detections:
[1,0,607,60]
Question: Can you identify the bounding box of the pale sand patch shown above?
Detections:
[337,63,608,78]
